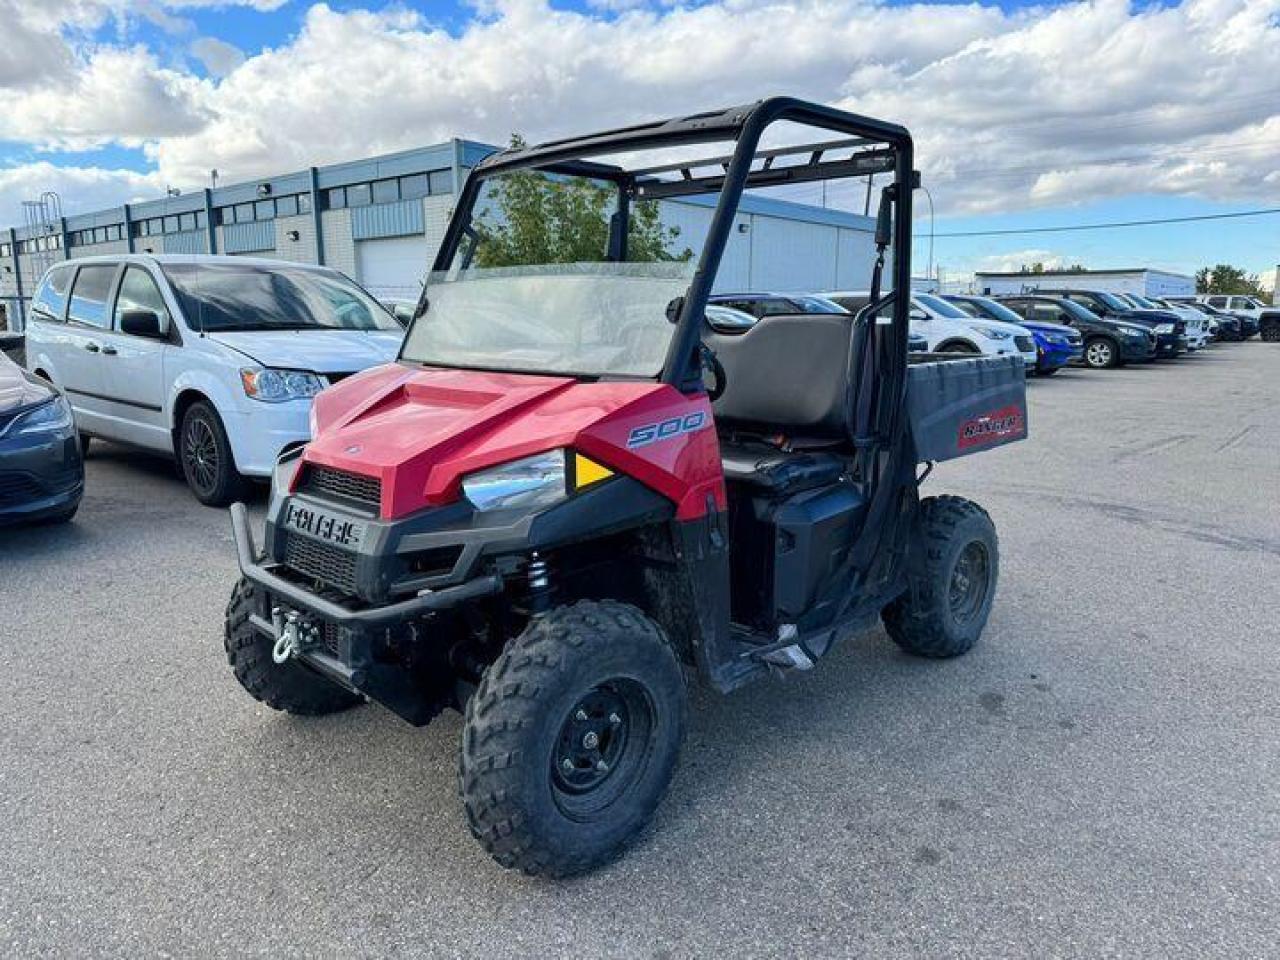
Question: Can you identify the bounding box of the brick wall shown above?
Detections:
[320,208,356,276]
[272,215,318,264]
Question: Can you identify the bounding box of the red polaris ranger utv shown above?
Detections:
[224,98,1027,877]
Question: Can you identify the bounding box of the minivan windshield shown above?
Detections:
[401,167,697,378]
[162,262,399,333]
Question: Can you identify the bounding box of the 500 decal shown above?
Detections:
[626,411,707,448]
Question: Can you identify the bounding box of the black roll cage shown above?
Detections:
[427,98,916,521]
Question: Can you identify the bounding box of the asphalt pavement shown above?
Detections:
[2,344,1278,958]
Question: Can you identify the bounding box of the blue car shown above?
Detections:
[945,294,1082,375]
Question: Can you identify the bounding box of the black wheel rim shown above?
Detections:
[183,416,219,495]
[948,540,991,624]
[551,678,655,820]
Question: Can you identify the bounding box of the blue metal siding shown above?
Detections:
[222,221,275,254]
[163,230,208,255]
[351,200,424,241]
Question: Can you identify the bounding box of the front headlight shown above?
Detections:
[1,396,75,438]
[240,368,326,403]
[974,325,1013,341]
[1155,324,1174,334]
[462,450,567,512]
[1123,329,1144,338]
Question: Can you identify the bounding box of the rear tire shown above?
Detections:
[1036,366,1060,377]
[460,600,686,878]
[1261,319,1280,342]
[882,496,998,658]
[1083,337,1118,369]
[223,578,363,716]
[180,401,248,507]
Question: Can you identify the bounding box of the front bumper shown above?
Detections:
[1154,333,1185,357]
[1037,341,1081,371]
[0,429,84,527]
[230,502,504,631]
[1120,336,1157,361]
[224,402,313,478]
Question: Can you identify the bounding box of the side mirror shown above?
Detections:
[120,309,165,339]
[665,296,685,324]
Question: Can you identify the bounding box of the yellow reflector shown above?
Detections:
[573,453,613,489]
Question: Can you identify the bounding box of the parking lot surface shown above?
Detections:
[2,347,1278,958]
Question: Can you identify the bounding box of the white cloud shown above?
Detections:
[190,36,246,77]
[0,0,1278,227]
[0,162,164,222]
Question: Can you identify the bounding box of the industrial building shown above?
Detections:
[1,140,876,331]
[974,267,1196,298]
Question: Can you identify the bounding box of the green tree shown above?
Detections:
[1195,264,1266,296]
[472,136,690,268]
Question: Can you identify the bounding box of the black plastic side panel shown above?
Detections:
[770,484,866,622]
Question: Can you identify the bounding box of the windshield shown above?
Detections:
[1056,298,1103,323]
[915,293,971,320]
[965,296,1025,326]
[402,167,696,378]
[163,262,398,333]
[1093,291,1132,311]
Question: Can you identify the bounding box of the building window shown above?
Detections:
[275,195,298,218]
[372,178,399,204]
[234,203,254,224]
[179,212,196,232]
[327,187,346,209]
[255,199,274,220]
[195,210,207,230]
[400,174,429,200]
[298,193,312,214]
[163,216,179,233]
[429,170,453,195]
[107,225,121,241]
[346,183,372,207]
[1,244,10,258]
[93,227,107,244]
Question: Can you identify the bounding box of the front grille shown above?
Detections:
[300,465,381,508]
[1015,335,1035,352]
[0,471,45,507]
[283,535,358,595]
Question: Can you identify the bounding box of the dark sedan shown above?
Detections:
[0,353,83,526]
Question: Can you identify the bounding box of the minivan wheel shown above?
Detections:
[180,401,247,507]
[1083,338,1118,369]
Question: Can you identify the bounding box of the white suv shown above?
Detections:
[826,291,1037,368]
[24,255,403,505]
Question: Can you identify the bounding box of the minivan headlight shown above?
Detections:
[240,368,325,403]
[1,396,75,438]
[462,450,567,512]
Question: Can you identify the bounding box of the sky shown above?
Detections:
[1,0,1278,285]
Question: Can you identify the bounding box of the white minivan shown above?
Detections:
[826,290,1038,368]
[24,255,403,505]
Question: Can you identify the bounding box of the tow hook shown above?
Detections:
[271,606,317,663]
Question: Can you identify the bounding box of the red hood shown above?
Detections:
[302,362,723,520]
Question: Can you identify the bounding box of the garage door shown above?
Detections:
[355,234,432,301]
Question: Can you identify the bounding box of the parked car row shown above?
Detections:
[0,251,1271,522]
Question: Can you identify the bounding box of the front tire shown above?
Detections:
[1083,337,1118,369]
[460,600,686,878]
[882,496,998,658]
[223,578,363,715]
[180,401,247,507]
